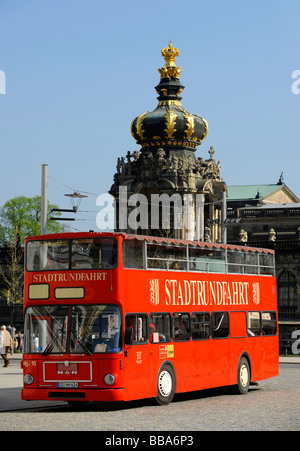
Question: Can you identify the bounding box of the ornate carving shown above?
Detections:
[113,145,223,194]
[184,113,195,140]
[200,147,222,181]
[157,148,166,162]
[203,179,214,194]
[158,66,182,79]
[132,151,140,161]
[164,110,177,138]
[136,112,147,140]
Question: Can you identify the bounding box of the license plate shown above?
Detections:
[57,382,79,388]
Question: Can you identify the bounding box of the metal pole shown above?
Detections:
[41,164,48,235]
[221,190,227,244]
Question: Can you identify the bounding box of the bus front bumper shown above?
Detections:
[21,387,125,403]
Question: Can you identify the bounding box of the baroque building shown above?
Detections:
[110,42,227,242]
[226,178,300,350]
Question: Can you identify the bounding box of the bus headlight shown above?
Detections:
[104,373,115,385]
[24,374,34,385]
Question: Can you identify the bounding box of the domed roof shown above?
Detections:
[131,42,208,153]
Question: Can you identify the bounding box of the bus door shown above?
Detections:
[124,314,153,401]
[210,311,231,386]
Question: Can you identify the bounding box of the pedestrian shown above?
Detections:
[0,325,13,367]
[16,331,23,352]
[0,329,4,363]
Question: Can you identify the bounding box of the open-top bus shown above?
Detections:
[22,232,278,405]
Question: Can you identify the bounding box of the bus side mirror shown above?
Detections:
[125,327,133,345]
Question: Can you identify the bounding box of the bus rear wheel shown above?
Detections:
[237,357,250,394]
[156,364,176,406]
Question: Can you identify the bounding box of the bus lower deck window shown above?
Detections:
[125,314,148,343]
[262,312,277,336]
[173,313,191,341]
[247,311,261,336]
[149,313,171,343]
[191,313,210,340]
[211,312,229,339]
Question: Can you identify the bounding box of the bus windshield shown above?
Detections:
[24,304,122,354]
[26,238,118,271]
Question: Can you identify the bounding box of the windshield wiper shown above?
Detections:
[42,328,63,356]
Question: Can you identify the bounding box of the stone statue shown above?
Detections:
[269,228,276,241]
[239,229,248,243]
[204,226,211,242]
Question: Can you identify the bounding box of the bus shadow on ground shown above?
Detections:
[31,383,260,413]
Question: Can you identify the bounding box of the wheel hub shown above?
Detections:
[158,370,172,397]
[240,364,249,387]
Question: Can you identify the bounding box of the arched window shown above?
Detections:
[277,271,297,307]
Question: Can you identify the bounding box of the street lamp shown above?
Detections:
[50,191,88,221]
[64,191,88,212]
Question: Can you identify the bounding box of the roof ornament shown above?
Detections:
[161,41,179,67]
[130,42,208,152]
[278,172,284,185]
[158,41,182,79]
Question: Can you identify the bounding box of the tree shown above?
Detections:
[0,236,24,305]
[0,196,62,306]
[0,195,62,245]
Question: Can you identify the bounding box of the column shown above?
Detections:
[195,193,205,241]
[184,194,195,241]
[221,190,227,244]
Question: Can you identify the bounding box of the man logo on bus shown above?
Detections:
[252,283,260,305]
[150,279,160,305]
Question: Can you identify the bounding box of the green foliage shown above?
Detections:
[0,195,62,245]
[0,237,24,304]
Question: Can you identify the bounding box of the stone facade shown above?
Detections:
[110,146,227,241]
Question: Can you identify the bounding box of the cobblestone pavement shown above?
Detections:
[0,362,299,431]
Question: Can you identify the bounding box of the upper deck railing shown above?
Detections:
[123,235,275,276]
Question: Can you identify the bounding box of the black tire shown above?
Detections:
[237,357,250,395]
[156,364,176,405]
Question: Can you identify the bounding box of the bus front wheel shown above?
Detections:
[237,357,250,394]
[156,364,176,405]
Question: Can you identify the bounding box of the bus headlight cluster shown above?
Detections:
[104,373,115,385]
[24,374,34,385]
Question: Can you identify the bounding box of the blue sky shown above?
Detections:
[1,0,300,232]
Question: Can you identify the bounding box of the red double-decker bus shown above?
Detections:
[22,232,278,405]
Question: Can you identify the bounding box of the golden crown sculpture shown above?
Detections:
[161,41,179,67]
[158,41,182,79]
